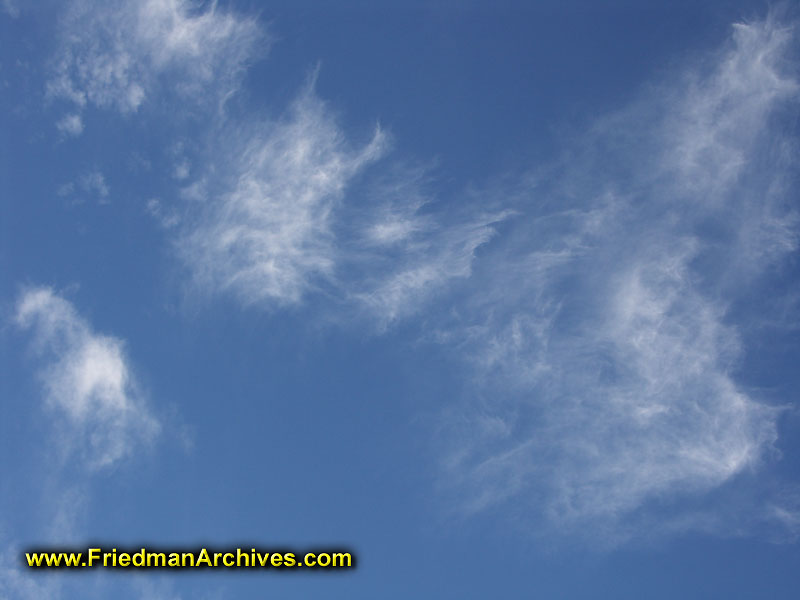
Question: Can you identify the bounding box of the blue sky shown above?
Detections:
[2,1,800,598]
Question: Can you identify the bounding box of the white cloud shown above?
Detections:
[153,9,795,542]
[180,86,388,307]
[178,86,511,325]
[15,287,159,469]
[47,0,264,119]
[146,197,180,228]
[316,165,514,325]
[173,160,190,181]
[666,17,798,201]
[351,206,512,327]
[56,113,83,136]
[79,170,109,200]
[437,16,799,539]
[58,170,110,203]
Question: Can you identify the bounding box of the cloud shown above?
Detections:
[152,7,795,542]
[179,84,388,307]
[173,160,190,181]
[47,0,264,118]
[57,170,110,203]
[146,198,180,229]
[0,549,57,600]
[56,113,83,137]
[436,15,799,540]
[665,17,798,201]
[56,182,74,197]
[348,195,513,327]
[177,82,512,325]
[1,0,18,18]
[79,170,110,200]
[15,287,159,469]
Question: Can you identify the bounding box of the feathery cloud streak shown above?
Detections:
[437,16,799,538]
[178,86,510,318]
[180,87,388,307]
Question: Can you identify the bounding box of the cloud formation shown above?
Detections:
[15,287,159,469]
[436,16,799,539]
[57,169,110,203]
[56,113,83,137]
[348,191,513,327]
[47,0,263,126]
[178,84,512,324]
[180,86,388,307]
[43,0,796,544]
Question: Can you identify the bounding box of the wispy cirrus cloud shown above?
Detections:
[46,2,511,326]
[178,84,512,323]
[180,84,388,307]
[435,15,800,541]
[47,0,264,128]
[15,287,159,469]
[52,0,796,545]
[347,194,512,327]
[666,18,798,201]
